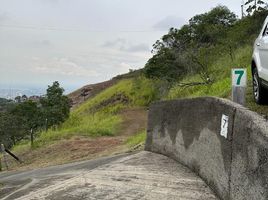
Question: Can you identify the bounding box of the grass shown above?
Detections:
[126,130,147,147]
[246,78,268,116]
[74,77,157,115]
[12,77,156,151]
[167,45,252,100]
[32,114,122,148]
[165,44,268,116]
[11,44,268,165]
[12,45,258,151]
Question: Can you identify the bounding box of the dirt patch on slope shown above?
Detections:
[118,107,148,136]
[4,108,147,171]
[90,93,129,113]
[6,137,124,171]
[68,80,117,108]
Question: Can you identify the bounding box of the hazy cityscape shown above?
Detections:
[0,86,75,99]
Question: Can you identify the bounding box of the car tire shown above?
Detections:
[253,68,268,104]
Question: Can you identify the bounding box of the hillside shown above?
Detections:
[6,61,268,170]
[68,80,117,108]
[67,69,143,108]
[5,7,268,171]
[6,77,155,170]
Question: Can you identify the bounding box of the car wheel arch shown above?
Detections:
[251,60,257,75]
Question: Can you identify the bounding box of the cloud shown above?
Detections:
[32,40,52,48]
[119,62,132,70]
[102,38,126,48]
[38,0,60,4]
[40,40,51,46]
[0,11,9,23]
[103,38,149,53]
[153,15,185,30]
[31,57,99,78]
[123,43,149,53]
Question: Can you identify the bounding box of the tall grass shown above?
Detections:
[13,77,157,150]
[167,45,252,99]
[126,130,146,147]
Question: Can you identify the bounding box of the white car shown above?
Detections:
[252,16,268,104]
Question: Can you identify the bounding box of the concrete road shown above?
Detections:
[0,151,218,200]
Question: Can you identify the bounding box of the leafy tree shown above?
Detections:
[0,82,71,148]
[0,98,15,112]
[144,6,237,82]
[245,0,267,15]
[144,48,190,82]
[12,101,43,131]
[40,81,71,128]
[11,100,44,146]
[188,6,237,45]
[0,112,27,148]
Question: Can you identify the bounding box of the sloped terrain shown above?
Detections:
[6,78,151,171]
[68,79,117,108]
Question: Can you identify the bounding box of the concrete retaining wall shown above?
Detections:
[145,97,268,200]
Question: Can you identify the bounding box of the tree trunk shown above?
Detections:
[30,129,34,148]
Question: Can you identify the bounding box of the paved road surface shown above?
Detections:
[0,151,218,200]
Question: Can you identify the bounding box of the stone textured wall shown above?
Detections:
[145,97,268,200]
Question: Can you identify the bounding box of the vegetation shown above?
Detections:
[144,6,237,83]
[40,81,70,128]
[4,5,268,169]
[26,77,156,148]
[145,6,268,85]
[245,0,268,14]
[0,98,15,112]
[166,46,252,99]
[143,6,268,103]
[0,81,70,149]
[126,130,146,147]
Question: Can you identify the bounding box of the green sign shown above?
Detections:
[232,69,247,87]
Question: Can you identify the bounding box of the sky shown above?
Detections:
[0,0,242,94]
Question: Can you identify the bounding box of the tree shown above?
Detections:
[144,6,237,82]
[245,0,267,15]
[11,100,44,146]
[12,101,43,130]
[40,81,71,128]
[0,82,70,148]
[188,6,237,45]
[0,112,27,148]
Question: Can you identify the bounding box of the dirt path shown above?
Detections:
[118,107,147,136]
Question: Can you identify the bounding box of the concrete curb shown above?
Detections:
[145,97,268,200]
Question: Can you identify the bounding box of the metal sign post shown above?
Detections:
[232,68,247,106]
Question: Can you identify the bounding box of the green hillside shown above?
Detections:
[9,77,155,169]
[7,6,268,170]
[31,78,156,147]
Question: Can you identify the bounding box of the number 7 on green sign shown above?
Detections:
[235,70,244,85]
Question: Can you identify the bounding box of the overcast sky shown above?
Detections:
[0,0,242,93]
